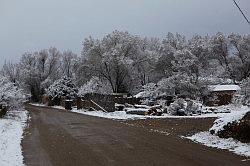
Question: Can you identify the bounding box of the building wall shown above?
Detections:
[205,90,236,106]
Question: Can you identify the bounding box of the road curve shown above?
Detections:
[22,105,249,166]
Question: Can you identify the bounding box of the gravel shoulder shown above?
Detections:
[22,105,250,166]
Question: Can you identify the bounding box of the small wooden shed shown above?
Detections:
[205,85,241,106]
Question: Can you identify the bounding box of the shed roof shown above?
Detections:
[209,85,241,92]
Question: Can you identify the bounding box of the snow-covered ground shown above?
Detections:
[0,109,28,166]
[71,108,231,120]
[186,106,250,158]
[31,103,247,121]
[186,132,250,157]
[30,103,65,110]
[210,106,249,134]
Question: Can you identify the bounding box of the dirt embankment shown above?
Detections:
[217,112,250,143]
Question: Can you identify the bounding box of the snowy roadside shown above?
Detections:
[186,132,250,158]
[30,103,65,110]
[185,106,250,158]
[30,103,239,120]
[71,108,229,120]
[0,109,28,166]
[209,106,250,134]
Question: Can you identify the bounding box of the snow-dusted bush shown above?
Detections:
[186,99,203,114]
[233,77,250,106]
[136,74,201,100]
[134,83,158,98]
[46,76,78,100]
[239,77,250,106]
[167,98,187,116]
[78,77,112,97]
[0,76,25,108]
[167,98,202,116]
[157,78,175,96]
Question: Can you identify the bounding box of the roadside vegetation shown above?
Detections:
[0,31,249,160]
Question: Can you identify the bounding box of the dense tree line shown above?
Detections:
[1,31,250,101]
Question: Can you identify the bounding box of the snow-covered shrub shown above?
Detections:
[0,76,25,109]
[136,74,201,100]
[135,79,176,100]
[78,77,112,96]
[165,74,201,99]
[167,98,187,116]
[157,78,175,96]
[238,77,250,106]
[167,98,202,116]
[46,76,78,100]
[134,83,158,99]
[186,99,203,114]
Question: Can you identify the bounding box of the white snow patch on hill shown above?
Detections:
[0,109,28,166]
[186,132,250,157]
[210,106,249,134]
[186,106,250,158]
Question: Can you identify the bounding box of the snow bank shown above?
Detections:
[209,106,249,134]
[71,108,229,120]
[30,103,46,107]
[72,109,159,120]
[0,109,28,166]
[186,132,250,157]
[30,103,65,110]
[186,106,250,157]
[52,106,65,110]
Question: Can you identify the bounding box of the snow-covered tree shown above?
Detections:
[78,77,112,96]
[1,61,21,84]
[1,31,250,105]
[81,31,148,93]
[234,77,250,106]
[228,34,250,81]
[19,47,61,101]
[209,32,237,81]
[136,74,201,100]
[135,83,158,98]
[61,50,79,78]
[0,76,25,108]
[46,76,78,100]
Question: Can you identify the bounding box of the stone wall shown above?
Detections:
[77,93,140,112]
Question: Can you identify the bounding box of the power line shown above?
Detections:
[233,0,250,26]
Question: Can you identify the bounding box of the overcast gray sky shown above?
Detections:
[0,0,249,65]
